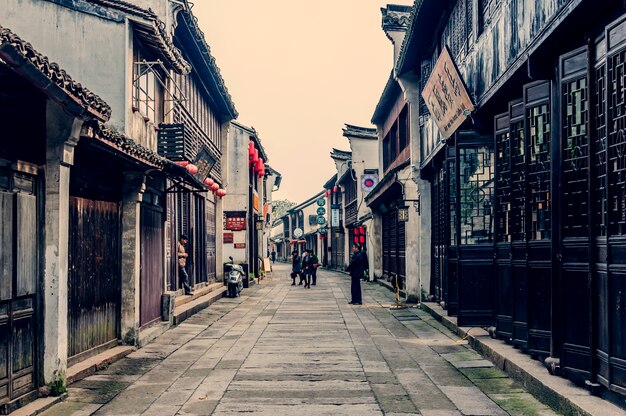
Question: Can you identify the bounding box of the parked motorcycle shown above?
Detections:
[225,256,243,298]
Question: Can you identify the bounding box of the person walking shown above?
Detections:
[271,249,276,264]
[178,235,193,296]
[300,249,310,286]
[291,249,302,286]
[346,244,365,305]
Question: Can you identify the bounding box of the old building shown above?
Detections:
[394,0,626,402]
[0,25,170,411]
[223,122,280,282]
[365,4,422,300]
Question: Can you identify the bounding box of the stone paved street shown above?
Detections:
[41,264,559,416]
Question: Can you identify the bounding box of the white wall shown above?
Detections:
[5,0,127,131]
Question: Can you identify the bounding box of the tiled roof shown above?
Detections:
[82,121,166,168]
[0,25,112,121]
[343,124,377,140]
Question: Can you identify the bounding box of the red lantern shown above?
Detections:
[203,178,214,187]
[354,228,360,236]
[359,236,365,244]
[333,185,338,193]
[175,161,189,167]
[252,148,259,164]
[359,226,365,234]
[210,183,219,192]
[186,164,198,174]
[326,190,331,197]
[216,189,226,197]
[248,141,255,157]
[354,236,359,244]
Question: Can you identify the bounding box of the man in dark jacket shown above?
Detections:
[346,244,365,305]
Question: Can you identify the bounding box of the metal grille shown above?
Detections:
[595,63,608,237]
[528,103,551,240]
[608,50,626,236]
[511,120,526,241]
[496,130,511,242]
[562,77,589,238]
[432,167,446,299]
[459,146,494,245]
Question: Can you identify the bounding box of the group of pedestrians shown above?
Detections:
[289,244,367,305]
[290,249,319,288]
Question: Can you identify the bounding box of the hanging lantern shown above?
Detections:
[186,164,198,174]
[210,183,219,192]
[326,189,331,197]
[333,185,338,193]
[252,148,259,164]
[359,235,365,244]
[353,236,359,244]
[217,189,226,197]
[175,161,189,167]
[248,141,255,157]
[354,228,360,236]
[203,178,214,187]
[359,226,365,234]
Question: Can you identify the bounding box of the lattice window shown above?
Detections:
[511,119,526,241]
[442,0,473,59]
[479,0,502,31]
[595,63,608,237]
[528,103,551,240]
[562,77,589,238]
[449,156,458,245]
[608,50,626,236]
[496,128,511,242]
[459,146,494,245]
[420,60,432,118]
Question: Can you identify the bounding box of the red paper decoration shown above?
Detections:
[333,185,338,193]
[186,164,198,174]
[210,183,219,192]
[175,161,189,167]
[359,236,365,244]
[203,178,214,187]
[359,226,365,234]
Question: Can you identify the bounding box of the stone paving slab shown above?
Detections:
[38,264,567,416]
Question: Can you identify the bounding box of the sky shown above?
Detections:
[195,0,414,203]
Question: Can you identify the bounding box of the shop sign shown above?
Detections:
[316,198,325,207]
[316,216,326,225]
[317,207,326,215]
[223,232,234,243]
[331,209,340,227]
[421,46,475,140]
[293,228,304,238]
[234,243,246,249]
[225,211,247,231]
[361,174,378,192]
[194,146,216,181]
[253,192,259,212]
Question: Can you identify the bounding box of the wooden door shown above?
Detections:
[455,135,495,327]
[524,81,553,361]
[68,197,120,362]
[206,197,216,282]
[558,46,593,382]
[140,203,163,328]
[494,112,514,340]
[0,173,38,407]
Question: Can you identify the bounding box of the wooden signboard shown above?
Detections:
[262,257,272,282]
[421,46,475,140]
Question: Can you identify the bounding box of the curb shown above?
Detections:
[420,302,626,416]
[173,286,227,326]
[66,346,135,385]
[8,393,68,416]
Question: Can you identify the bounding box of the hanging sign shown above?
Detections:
[316,216,326,225]
[421,46,475,140]
[361,174,378,192]
[316,198,325,207]
[293,228,304,238]
[225,211,247,231]
[331,209,340,227]
[317,207,326,216]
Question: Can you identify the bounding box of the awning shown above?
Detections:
[163,161,207,193]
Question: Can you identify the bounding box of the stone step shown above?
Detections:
[174,282,225,308]
[173,286,227,326]
[66,345,135,385]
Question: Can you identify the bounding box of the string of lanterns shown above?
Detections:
[175,160,226,198]
[248,140,266,178]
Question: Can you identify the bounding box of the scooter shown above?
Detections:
[225,256,243,298]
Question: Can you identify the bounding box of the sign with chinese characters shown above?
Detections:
[193,146,216,182]
[317,207,326,215]
[234,243,246,249]
[421,46,475,140]
[223,232,234,243]
[331,209,340,227]
[316,198,325,207]
[225,211,247,231]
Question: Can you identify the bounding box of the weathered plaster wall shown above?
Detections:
[5,0,127,130]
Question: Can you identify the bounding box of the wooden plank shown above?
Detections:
[16,193,37,297]
[0,193,13,301]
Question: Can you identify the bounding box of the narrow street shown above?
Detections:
[41,264,556,416]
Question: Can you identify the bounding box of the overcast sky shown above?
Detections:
[195,0,413,203]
